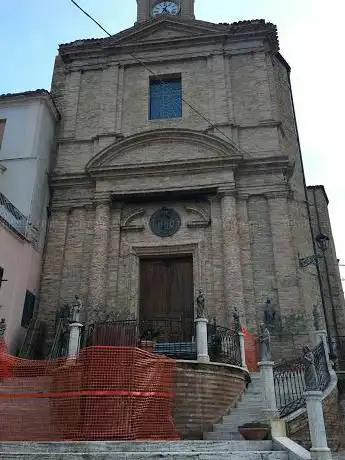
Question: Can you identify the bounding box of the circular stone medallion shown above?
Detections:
[150,207,181,237]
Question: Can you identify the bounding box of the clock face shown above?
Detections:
[152,1,180,17]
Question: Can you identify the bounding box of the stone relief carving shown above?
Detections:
[185,204,211,228]
[121,207,146,231]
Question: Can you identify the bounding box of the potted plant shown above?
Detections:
[140,328,160,352]
[238,422,271,441]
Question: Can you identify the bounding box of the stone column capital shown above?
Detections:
[218,187,236,198]
[93,193,112,206]
[236,192,249,201]
[195,317,209,324]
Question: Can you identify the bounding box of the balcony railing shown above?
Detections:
[0,191,28,236]
[208,324,242,367]
[82,319,241,365]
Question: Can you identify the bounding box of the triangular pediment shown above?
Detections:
[86,128,243,176]
[108,17,227,46]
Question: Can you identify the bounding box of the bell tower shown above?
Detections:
[137,0,195,23]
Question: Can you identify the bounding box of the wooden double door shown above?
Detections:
[139,256,194,341]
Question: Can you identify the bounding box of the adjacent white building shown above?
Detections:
[0,90,59,353]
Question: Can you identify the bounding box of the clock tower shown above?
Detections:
[137,0,195,22]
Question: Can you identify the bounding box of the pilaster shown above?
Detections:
[237,193,256,330]
[62,71,81,138]
[88,195,111,321]
[107,202,123,316]
[220,190,245,325]
[210,195,225,324]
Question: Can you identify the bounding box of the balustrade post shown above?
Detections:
[68,321,83,358]
[258,360,279,418]
[304,391,332,460]
[238,331,247,369]
[195,318,210,363]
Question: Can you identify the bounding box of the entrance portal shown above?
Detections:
[139,256,194,342]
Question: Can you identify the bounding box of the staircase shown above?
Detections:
[0,440,289,459]
[0,373,290,459]
[204,372,266,441]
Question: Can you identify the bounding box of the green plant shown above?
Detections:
[140,328,160,341]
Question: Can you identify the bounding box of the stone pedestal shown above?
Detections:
[305,391,332,460]
[195,317,209,363]
[68,322,83,358]
[238,331,247,369]
[258,360,278,419]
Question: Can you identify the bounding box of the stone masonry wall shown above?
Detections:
[307,186,345,337]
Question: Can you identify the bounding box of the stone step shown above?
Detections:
[235,402,264,410]
[204,431,244,441]
[222,412,264,423]
[0,441,289,459]
[0,452,289,459]
[0,441,278,454]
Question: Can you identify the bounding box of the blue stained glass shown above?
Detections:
[149,78,182,120]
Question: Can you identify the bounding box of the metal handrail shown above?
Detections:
[208,324,242,367]
[273,341,331,417]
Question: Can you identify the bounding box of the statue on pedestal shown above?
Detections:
[303,345,320,391]
[264,299,276,331]
[70,295,82,323]
[196,290,206,319]
[259,323,271,361]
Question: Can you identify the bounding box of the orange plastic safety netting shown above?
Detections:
[242,328,260,372]
[0,341,179,441]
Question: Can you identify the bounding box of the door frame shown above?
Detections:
[131,242,202,320]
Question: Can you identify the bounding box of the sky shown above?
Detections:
[1,0,344,282]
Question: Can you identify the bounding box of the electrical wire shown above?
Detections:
[69,0,242,150]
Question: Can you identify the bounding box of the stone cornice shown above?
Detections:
[238,155,292,175]
[0,90,60,121]
[58,17,279,64]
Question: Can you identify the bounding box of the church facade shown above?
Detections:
[38,0,345,352]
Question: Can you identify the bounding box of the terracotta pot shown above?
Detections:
[238,427,270,441]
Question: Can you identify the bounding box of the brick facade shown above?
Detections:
[38,1,343,353]
[173,361,247,439]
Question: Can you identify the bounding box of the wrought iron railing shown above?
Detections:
[312,341,331,391]
[274,341,331,417]
[85,318,197,360]
[274,356,306,417]
[0,191,28,236]
[208,324,242,367]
